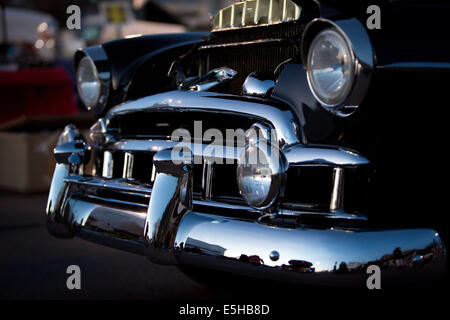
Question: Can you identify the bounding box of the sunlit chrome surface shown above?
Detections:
[176,212,446,286]
[89,118,115,147]
[46,178,447,286]
[102,151,113,178]
[46,124,90,238]
[102,137,367,213]
[106,90,300,149]
[65,176,152,195]
[246,122,275,145]
[278,207,367,220]
[242,72,276,98]
[184,67,237,91]
[63,174,367,220]
[46,163,71,237]
[284,143,369,167]
[212,0,301,32]
[57,124,83,145]
[144,148,193,264]
[54,141,90,166]
[123,152,135,180]
[330,167,345,212]
[63,197,146,255]
[302,18,374,117]
[109,139,244,162]
[45,95,446,286]
[48,166,446,286]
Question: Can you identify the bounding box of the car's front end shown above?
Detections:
[46,0,448,288]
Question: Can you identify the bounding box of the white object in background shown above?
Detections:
[0,7,57,62]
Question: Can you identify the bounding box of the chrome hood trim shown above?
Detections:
[106,90,301,148]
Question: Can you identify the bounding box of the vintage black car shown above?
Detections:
[46,0,448,287]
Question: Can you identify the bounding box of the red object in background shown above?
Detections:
[0,67,78,125]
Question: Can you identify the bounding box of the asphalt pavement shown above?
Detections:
[0,193,214,300]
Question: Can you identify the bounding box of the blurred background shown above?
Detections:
[0,0,235,193]
[0,0,233,300]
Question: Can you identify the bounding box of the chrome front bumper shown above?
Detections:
[47,191,447,287]
[46,131,447,287]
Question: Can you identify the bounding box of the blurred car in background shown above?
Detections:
[83,12,185,45]
[59,1,186,60]
[0,6,57,66]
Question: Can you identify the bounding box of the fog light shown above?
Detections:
[237,137,287,210]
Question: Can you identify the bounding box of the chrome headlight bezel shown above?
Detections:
[306,28,355,108]
[76,56,101,109]
[75,47,111,115]
[302,18,374,117]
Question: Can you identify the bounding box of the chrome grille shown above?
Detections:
[199,23,302,95]
[93,147,243,206]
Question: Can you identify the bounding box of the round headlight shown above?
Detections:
[237,141,287,210]
[306,28,355,107]
[77,56,101,110]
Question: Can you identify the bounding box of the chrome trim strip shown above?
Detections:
[106,91,300,149]
[278,207,366,220]
[123,152,134,180]
[81,194,148,209]
[284,144,369,167]
[102,151,113,178]
[64,175,258,212]
[107,140,368,168]
[150,164,156,182]
[108,139,243,161]
[64,176,152,196]
[202,160,214,200]
[377,62,450,71]
[193,199,259,213]
[64,175,364,218]
[330,167,344,212]
[199,38,290,50]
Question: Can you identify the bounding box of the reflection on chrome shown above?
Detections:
[46,123,446,287]
[175,212,446,286]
